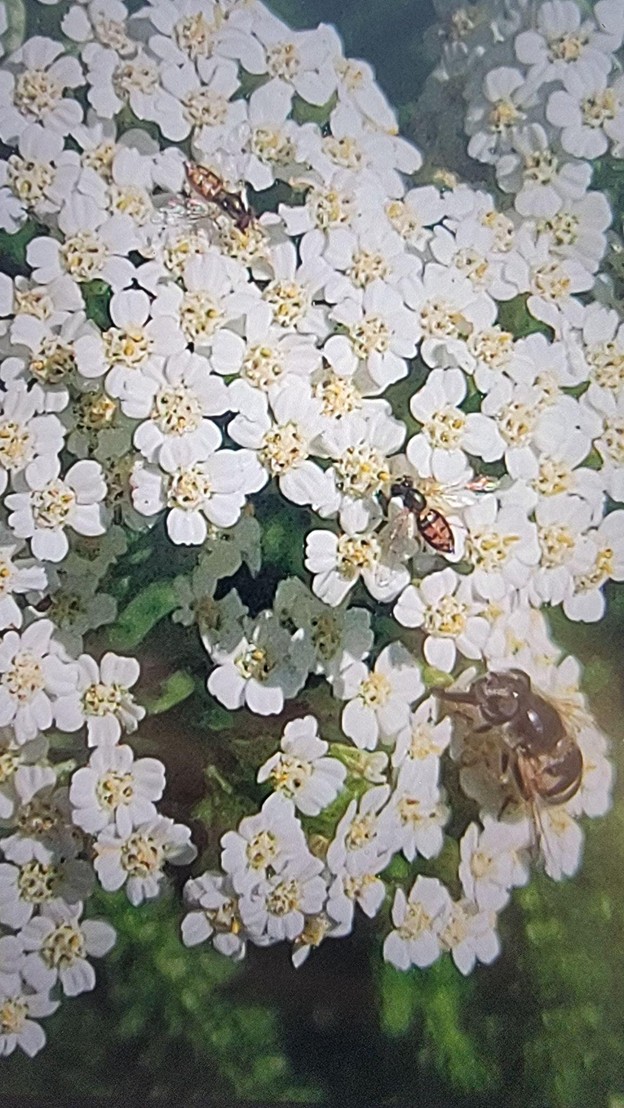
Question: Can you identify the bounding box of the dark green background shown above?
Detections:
[4,1,624,1104]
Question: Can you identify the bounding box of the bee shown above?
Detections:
[185,162,254,232]
[438,668,584,810]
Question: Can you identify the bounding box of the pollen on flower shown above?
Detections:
[531,261,571,301]
[179,292,223,343]
[0,996,28,1036]
[269,754,313,797]
[489,99,523,133]
[174,11,220,59]
[454,248,490,286]
[242,344,285,389]
[345,813,375,850]
[60,232,108,282]
[537,211,580,246]
[344,872,377,902]
[385,199,424,244]
[420,299,472,339]
[538,524,576,567]
[121,831,162,877]
[93,16,133,54]
[309,613,342,659]
[251,127,295,165]
[308,185,354,229]
[266,877,301,916]
[235,645,272,682]
[167,467,212,511]
[575,547,614,592]
[265,41,300,80]
[470,848,494,879]
[83,141,116,178]
[548,30,587,61]
[96,771,135,811]
[14,287,54,319]
[182,88,229,128]
[349,315,392,361]
[497,400,538,445]
[7,156,54,203]
[398,900,432,940]
[76,392,118,433]
[41,923,86,970]
[348,249,390,288]
[32,480,76,529]
[0,420,34,472]
[409,722,441,760]
[322,135,363,171]
[113,59,159,101]
[423,406,466,449]
[82,681,124,717]
[152,386,203,436]
[263,280,308,328]
[586,342,624,392]
[2,652,45,702]
[532,458,572,496]
[466,528,520,570]
[469,327,514,367]
[17,860,59,903]
[601,417,624,465]
[110,184,152,224]
[334,444,391,498]
[30,338,76,384]
[259,421,308,475]
[523,148,558,184]
[581,90,617,128]
[423,594,468,636]
[318,374,360,420]
[246,829,278,870]
[0,749,19,783]
[358,671,392,708]
[481,210,515,251]
[336,533,380,578]
[14,69,62,118]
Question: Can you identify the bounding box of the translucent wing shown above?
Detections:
[150,193,211,228]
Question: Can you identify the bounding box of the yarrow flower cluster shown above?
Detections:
[0,0,621,1057]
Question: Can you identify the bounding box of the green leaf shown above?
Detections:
[420,959,497,1092]
[0,220,42,275]
[81,279,112,330]
[142,670,195,715]
[106,580,178,650]
[379,964,420,1037]
[498,294,552,339]
[3,0,26,53]
[291,91,337,126]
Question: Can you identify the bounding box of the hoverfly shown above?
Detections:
[150,162,256,233]
[185,162,255,232]
[388,475,454,554]
[384,473,497,557]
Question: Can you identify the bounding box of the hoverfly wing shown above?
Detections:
[150,193,210,228]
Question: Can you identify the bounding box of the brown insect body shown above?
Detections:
[389,475,455,555]
[185,162,254,231]
[438,668,583,809]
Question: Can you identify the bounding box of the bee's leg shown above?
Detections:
[436,688,478,707]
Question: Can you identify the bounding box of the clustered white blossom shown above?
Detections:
[0,0,621,1058]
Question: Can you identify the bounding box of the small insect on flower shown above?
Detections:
[437,668,584,864]
[185,163,255,232]
[386,475,456,555]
